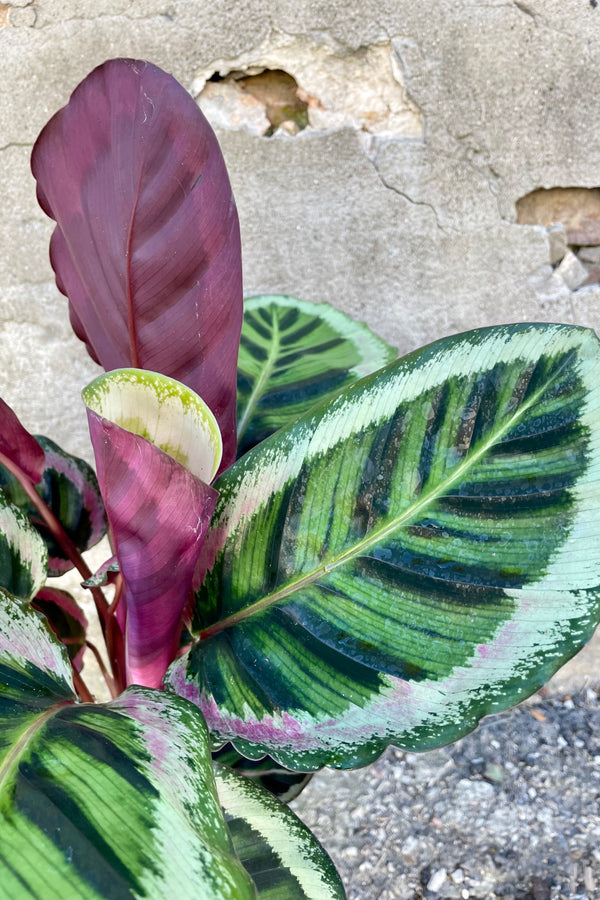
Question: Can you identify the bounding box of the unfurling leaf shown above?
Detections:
[166,324,600,769]
[32,58,243,470]
[83,369,220,688]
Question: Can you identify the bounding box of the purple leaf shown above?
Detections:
[0,398,45,484]
[31,58,243,471]
[87,412,218,689]
[32,586,88,671]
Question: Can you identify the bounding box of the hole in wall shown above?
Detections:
[201,68,310,137]
[194,39,424,144]
[517,187,600,290]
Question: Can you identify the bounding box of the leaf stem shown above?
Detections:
[85,640,118,699]
[105,574,126,693]
[72,667,94,703]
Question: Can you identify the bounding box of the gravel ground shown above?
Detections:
[291,689,600,900]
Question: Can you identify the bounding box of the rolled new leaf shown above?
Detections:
[83,369,221,688]
[0,593,255,899]
[237,295,396,456]
[166,323,600,769]
[32,58,243,470]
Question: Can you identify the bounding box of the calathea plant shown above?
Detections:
[1,57,600,899]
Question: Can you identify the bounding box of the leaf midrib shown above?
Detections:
[200,354,578,640]
[237,314,281,442]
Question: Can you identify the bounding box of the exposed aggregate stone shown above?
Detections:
[291,690,600,900]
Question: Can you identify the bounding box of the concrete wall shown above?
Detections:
[2,0,600,460]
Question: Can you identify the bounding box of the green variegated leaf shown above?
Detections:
[0,436,107,575]
[0,592,255,900]
[237,295,396,456]
[213,744,313,802]
[166,324,600,769]
[215,764,345,900]
[0,491,47,598]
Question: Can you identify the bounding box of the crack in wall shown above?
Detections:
[369,156,446,234]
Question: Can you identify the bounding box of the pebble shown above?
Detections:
[291,693,600,900]
[427,868,447,892]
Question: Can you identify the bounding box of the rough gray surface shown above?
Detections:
[291,689,600,900]
[2,1,600,459]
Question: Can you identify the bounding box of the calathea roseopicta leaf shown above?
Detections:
[237,294,396,456]
[214,763,345,900]
[0,490,47,600]
[83,368,221,689]
[0,592,256,899]
[0,397,45,483]
[213,743,313,803]
[166,323,600,770]
[32,586,88,671]
[31,58,243,470]
[0,436,107,575]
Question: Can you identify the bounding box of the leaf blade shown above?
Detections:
[237,295,396,455]
[166,324,600,768]
[0,436,107,576]
[0,594,255,900]
[32,58,242,469]
[215,764,345,900]
[0,492,48,600]
[0,398,45,484]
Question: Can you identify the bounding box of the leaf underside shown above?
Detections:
[237,294,396,457]
[31,58,242,470]
[166,324,600,770]
[213,743,313,803]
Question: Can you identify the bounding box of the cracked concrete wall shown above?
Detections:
[2,0,600,460]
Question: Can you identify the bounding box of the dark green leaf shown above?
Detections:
[215,763,345,900]
[237,295,396,455]
[213,744,313,802]
[0,436,106,576]
[0,593,255,899]
[0,491,47,599]
[167,324,600,769]
[31,586,87,669]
